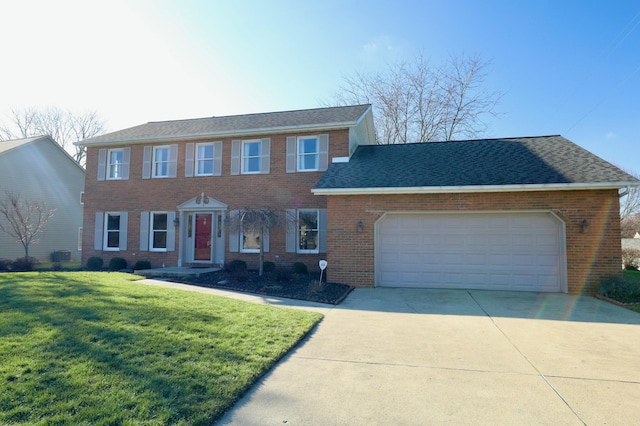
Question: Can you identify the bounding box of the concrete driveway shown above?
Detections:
[213,287,640,425]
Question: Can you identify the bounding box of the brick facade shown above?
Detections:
[82,129,350,273]
[326,190,622,295]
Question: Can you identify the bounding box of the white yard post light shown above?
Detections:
[319,260,328,285]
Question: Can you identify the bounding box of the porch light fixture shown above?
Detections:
[357,220,364,233]
[173,217,180,227]
[580,219,589,233]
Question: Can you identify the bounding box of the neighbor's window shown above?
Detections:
[242,140,262,174]
[104,213,121,250]
[298,136,319,171]
[196,143,215,176]
[153,146,171,177]
[298,209,319,253]
[107,149,124,179]
[150,212,168,251]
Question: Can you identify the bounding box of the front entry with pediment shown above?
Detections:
[177,193,227,267]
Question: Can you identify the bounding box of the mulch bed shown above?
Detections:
[174,270,353,305]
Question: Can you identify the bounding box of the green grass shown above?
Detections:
[0,272,322,425]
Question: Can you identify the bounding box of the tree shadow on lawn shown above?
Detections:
[0,272,317,424]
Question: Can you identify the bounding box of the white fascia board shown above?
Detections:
[312,181,640,195]
[76,122,361,147]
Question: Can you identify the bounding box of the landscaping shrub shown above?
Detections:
[599,275,640,304]
[292,262,308,274]
[87,256,104,271]
[622,248,640,270]
[262,261,276,273]
[0,259,11,272]
[109,257,128,271]
[51,262,63,271]
[228,259,247,273]
[274,267,293,283]
[133,260,152,270]
[12,257,36,272]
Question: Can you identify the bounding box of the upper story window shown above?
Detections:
[242,140,262,174]
[153,146,171,178]
[97,147,130,181]
[298,136,319,171]
[286,134,328,173]
[196,143,215,176]
[231,139,270,175]
[107,149,125,179]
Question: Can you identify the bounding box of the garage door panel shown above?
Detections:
[377,212,564,292]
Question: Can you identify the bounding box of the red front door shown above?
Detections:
[194,214,212,261]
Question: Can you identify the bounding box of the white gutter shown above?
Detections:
[75,121,364,147]
[312,181,640,195]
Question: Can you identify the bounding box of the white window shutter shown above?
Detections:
[97,148,106,181]
[261,138,270,174]
[318,208,327,253]
[231,140,241,175]
[142,146,152,179]
[169,144,178,178]
[318,134,329,171]
[263,227,270,253]
[121,147,131,180]
[167,211,176,251]
[119,212,128,251]
[228,210,239,252]
[139,211,149,251]
[286,136,296,173]
[185,143,194,177]
[213,141,223,176]
[286,209,297,252]
[94,212,104,250]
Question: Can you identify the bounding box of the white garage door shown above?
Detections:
[376,212,565,292]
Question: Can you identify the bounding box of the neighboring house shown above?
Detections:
[0,136,85,261]
[77,105,638,294]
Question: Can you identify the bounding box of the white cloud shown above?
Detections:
[606,132,618,140]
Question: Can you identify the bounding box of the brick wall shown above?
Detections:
[82,129,349,272]
[326,190,622,295]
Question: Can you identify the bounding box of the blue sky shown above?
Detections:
[2,0,639,173]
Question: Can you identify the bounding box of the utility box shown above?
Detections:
[51,250,71,262]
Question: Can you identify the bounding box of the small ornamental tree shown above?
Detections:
[0,190,55,260]
[227,207,288,276]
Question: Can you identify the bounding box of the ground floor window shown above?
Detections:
[150,212,168,251]
[104,213,121,250]
[297,209,319,253]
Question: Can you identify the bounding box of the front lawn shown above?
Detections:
[0,272,322,424]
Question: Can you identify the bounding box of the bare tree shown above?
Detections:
[0,190,55,260]
[619,170,640,237]
[227,207,288,276]
[330,53,502,144]
[0,106,107,165]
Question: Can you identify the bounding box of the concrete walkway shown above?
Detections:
[138,280,640,425]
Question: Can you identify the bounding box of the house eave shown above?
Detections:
[312,182,640,195]
[75,121,362,147]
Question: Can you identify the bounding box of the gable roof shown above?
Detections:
[0,135,85,173]
[77,104,372,146]
[313,135,639,194]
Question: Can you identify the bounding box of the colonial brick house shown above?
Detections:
[78,105,638,294]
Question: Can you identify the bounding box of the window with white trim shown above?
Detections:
[107,149,125,179]
[241,226,261,253]
[242,140,262,174]
[150,212,168,251]
[104,213,122,250]
[196,143,215,176]
[153,146,171,177]
[297,209,319,253]
[298,136,319,171]
[78,227,83,251]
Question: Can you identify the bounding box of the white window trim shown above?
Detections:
[195,142,215,176]
[153,145,171,178]
[241,140,262,174]
[80,192,84,205]
[78,227,83,251]
[297,209,319,254]
[103,212,121,251]
[240,225,261,253]
[107,148,124,180]
[297,136,319,172]
[149,212,168,252]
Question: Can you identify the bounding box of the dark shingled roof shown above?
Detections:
[314,136,638,190]
[79,104,371,145]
